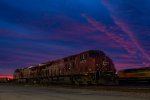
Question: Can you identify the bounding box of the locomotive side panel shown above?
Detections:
[75,52,96,75]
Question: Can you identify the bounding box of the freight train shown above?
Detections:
[118,67,150,83]
[13,50,118,85]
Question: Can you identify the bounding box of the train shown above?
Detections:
[0,78,11,83]
[118,67,150,83]
[13,50,118,85]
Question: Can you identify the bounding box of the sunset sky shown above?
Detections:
[0,0,150,77]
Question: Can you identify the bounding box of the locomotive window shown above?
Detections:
[15,69,20,73]
[71,56,76,60]
[73,56,76,60]
[80,55,82,60]
[80,54,88,60]
[84,54,88,59]
[64,58,68,62]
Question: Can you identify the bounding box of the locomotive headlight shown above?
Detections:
[89,68,92,71]
[96,64,99,66]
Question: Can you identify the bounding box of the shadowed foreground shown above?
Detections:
[0,85,150,100]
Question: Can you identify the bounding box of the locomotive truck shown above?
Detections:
[13,50,118,85]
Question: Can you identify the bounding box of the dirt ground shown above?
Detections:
[0,84,150,100]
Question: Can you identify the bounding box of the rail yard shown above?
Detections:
[0,84,150,100]
[1,50,149,100]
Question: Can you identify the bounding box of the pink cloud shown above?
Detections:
[82,14,136,55]
[113,16,150,61]
[115,63,143,71]
[102,0,150,65]
[0,61,17,64]
[0,29,66,41]
[109,53,138,59]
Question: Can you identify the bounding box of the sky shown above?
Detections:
[0,0,150,77]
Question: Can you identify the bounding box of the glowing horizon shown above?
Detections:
[0,75,13,79]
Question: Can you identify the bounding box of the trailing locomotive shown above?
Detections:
[14,50,118,85]
[118,67,150,83]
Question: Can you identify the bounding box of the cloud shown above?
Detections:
[82,14,136,55]
[102,0,150,65]
[115,63,143,71]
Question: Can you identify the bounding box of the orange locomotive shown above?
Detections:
[118,67,150,83]
[14,50,118,85]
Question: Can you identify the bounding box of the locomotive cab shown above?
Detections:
[74,50,118,85]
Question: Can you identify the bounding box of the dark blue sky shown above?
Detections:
[0,0,150,77]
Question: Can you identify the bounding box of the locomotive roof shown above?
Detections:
[80,50,104,54]
[45,50,104,62]
[66,50,104,56]
[17,50,105,70]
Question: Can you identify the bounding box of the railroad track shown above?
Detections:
[1,82,150,93]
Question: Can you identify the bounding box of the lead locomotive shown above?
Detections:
[14,50,118,85]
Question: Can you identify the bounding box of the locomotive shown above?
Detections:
[118,67,150,83]
[13,50,118,85]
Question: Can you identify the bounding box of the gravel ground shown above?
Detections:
[0,84,150,100]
